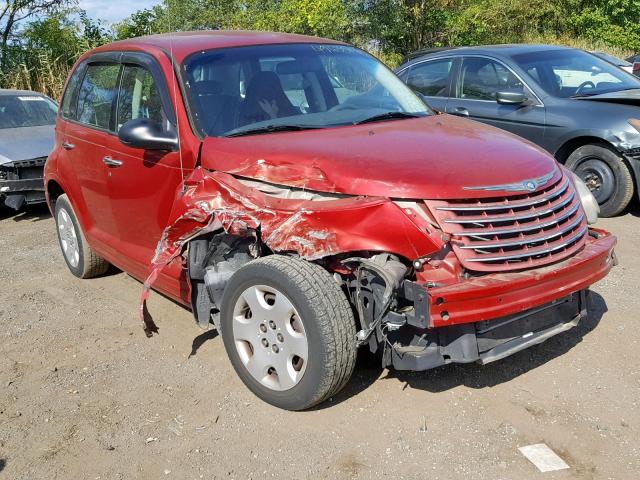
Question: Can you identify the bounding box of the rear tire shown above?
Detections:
[54,194,109,278]
[219,255,357,410]
[565,144,634,217]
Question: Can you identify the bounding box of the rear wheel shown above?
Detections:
[565,144,634,217]
[219,255,357,410]
[54,194,109,278]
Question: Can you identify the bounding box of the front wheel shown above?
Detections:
[565,144,634,217]
[219,255,357,410]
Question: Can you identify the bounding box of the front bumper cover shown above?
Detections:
[389,290,587,371]
[382,229,615,370]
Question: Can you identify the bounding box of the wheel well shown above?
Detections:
[46,180,64,208]
[554,136,615,164]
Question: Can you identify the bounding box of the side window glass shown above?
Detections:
[460,57,523,100]
[406,59,453,97]
[61,65,84,120]
[77,64,120,129]
[117,65,165,130]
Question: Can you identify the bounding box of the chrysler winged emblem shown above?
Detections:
[463,170,555,192]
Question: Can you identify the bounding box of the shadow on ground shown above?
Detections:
[324,291,607,407]
[0,203,50,222]
[0,458,6,472]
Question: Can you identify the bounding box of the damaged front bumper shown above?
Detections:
[0,157,46,209]
[380,230,616,370]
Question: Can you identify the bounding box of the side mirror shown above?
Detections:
[118,118,178,151]
[496,90,527,105]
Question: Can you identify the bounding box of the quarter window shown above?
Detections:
[460,57,524,100]
[77,64,121,129]
[116,65,165,130]
[406,59,453,97]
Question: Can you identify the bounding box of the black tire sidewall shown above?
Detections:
[54,195,86,278]
[566,144,633,217]
[219,260,337,410]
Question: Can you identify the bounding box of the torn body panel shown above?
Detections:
[139,166,444,335]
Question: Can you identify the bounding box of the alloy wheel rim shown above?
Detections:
[57,208,79,268]
[232,285,308,391]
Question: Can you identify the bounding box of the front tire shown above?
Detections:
[219,255,357,410]
[565,144,634,217]
[54,194,110,278]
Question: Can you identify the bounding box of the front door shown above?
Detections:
[104,59,190,291]
[446,56,546,145]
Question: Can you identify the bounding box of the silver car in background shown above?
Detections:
[0,89,57,210]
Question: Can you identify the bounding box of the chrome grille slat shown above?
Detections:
[454,201,582,237]
[444,189,575,224]
[436,178,569,212]
[459,214,585,250]
[426,175,588,272]
[465,225,587,262]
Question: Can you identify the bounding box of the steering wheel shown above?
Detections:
[575,81,596,96]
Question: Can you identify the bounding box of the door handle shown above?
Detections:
[102,156,123,167]
[454,107,469,116]
[62,142,75,150]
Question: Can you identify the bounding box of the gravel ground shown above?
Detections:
[0,203,639,479]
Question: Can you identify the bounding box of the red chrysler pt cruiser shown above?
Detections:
[45,31,616,410]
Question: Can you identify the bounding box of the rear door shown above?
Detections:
[60,59,122,255]
[446,56,546,144]
[400,57,456,112]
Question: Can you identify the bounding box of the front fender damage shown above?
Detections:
[140,167,442,337]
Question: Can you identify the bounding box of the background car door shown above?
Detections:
[446,56,546,144]
[61,62,122,254]
[104,59,189,286]
[402,57,455,112]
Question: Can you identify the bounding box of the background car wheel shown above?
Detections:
[565,144,634,217]
[54,194,110,278]
[219,255,357,410]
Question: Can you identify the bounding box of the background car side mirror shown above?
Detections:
[496,90,527,105]
[118,118,178,151]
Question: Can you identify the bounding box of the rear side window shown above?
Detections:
[77,63,121,130]
[459,57,524,100]
[61,66,84,120]
[406,59,453,97]
[116,65,165,131]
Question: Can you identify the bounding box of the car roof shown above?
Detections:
[90,30,345,63]
[0,89,47,97]
[402,44,578,65]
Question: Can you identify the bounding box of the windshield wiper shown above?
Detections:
[223,124,323,137]
[355,111,423,125]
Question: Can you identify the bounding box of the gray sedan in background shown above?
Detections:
[397,45,640,216]
[0,89,57,210]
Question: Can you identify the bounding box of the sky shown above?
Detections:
[78,0,161,24]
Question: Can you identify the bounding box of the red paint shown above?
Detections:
[44,32,616,338]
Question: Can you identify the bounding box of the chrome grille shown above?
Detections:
[427,174,588,272]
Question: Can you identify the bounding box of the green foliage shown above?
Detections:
[2,0,639,98]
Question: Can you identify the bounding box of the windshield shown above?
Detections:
[0,94,57,129]
[512,49,640,98]
[183,43,429,137]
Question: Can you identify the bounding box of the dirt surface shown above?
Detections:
[1,203,639,480]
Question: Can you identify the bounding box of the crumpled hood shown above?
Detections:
[0,125,54,165]
[201,114,560,199]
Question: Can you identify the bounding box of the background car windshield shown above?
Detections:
[512,49,640,98]
[0,94,57,129]
[183,43,429,136]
